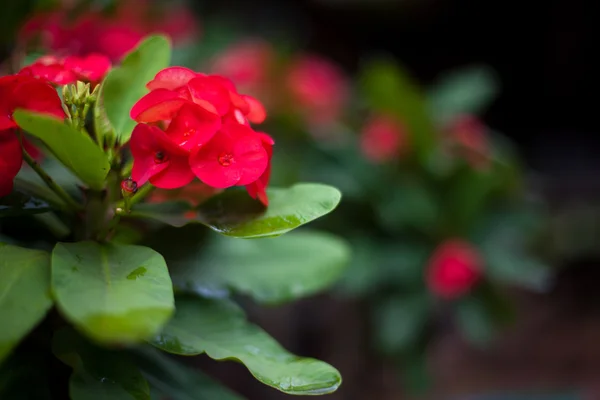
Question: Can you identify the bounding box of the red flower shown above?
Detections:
[130,124,195,189]
[360,115,409,163]
[210,39,274,95]
[189,123,268,189]
[245,132,274,206]
[0,130,22,197]
[286,55,348,126]
[64,54,112,83]
[165,102,221,151]
[426,239,483,299]
[0,75,65,130]
[447,115,489,169]
[20,53,111,86]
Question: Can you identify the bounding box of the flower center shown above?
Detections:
[218,153,234,167]
[154,151,168,164]
[183,128,195,138]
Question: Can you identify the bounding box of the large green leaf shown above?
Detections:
[130,184,342,238]
[53,329,150,400]
[13,110,110,190]
[0,191,52,217]
[162,229,350,304]
[360,59,436,160]
[0,244,53,363]
[427,65,499,123]
[51,242,174,344]
[132,347,244,400]
[102,35,171,143]
[150,296,342,395]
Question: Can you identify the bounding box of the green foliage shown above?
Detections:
[13,111,110,190]
[157,228,350,304]
[151,296,342,395]
[427,65,499,123]
[0,190,53,217]
[51,242,174,344]
[0,244,53,363]
[101,35,171,144]
[360,58,437,161]
[52,329,151,400]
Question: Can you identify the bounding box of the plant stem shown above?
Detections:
[22,150,83,212]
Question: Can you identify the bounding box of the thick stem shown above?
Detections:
[22,149,83,212]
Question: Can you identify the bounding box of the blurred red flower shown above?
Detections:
[360,115,409,163]
[20,0,198,61]
[426,239,483,299]
[286,55,348,126]
[446,114,490,169]
[20,53,111,85]
[0,74,65,196]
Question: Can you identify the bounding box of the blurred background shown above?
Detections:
[3,0,600,399]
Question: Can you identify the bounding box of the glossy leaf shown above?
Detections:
[360,59,436,160]
[150,296,342,395]
[428,65,499,122]
[51,242,174,344]
[196,184,342,238]
[163,229,350,304]
[53,329,150,400]
[130,184,341,238]
[0,191,52,217]
[102,35,171,143]
[132,347,244,400]
[13,110,110,190]
[0,244,53,363]
[93,83,116,148]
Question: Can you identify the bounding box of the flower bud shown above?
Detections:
[120,178,138,196]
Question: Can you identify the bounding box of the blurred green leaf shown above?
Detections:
[102,35,171,144]
[377,179,439,234]
[93,83,116,148]
[164,229,350,304]
[373,293,431,354]
[427,65,499,122]
[456,295,495,346]
[150,296,342,395]
[13,110,110,190]
[52,329,150,400]
[0,244,52,363]
[0,191,53,217]
[132,347,245,400]
[51,242,174,344]
[360,59,436,161]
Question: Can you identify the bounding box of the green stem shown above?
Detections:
[22,150,83,212]
[80,103,91,129]
[117,184,155,210]
[121,159,134,178]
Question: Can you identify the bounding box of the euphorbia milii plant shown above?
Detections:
[0,35,349,399]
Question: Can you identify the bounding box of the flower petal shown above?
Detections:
[166,102,221,151]
[146,67,198,91]
[130,89,187,122]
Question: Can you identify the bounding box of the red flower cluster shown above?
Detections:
[129,67,273,205]
[0,75,65,196]
[426,239,483,299]
[360,115,409,163]
[286,55,348,126]
[20,0,197,61]
[20,54,111,86]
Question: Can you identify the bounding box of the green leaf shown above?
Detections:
[52,328,151,400]
[51,242,174,344]
[102,35,171,143]
[132,347,245,400]
[360,59,436,160]
[13,110,110,190]
[196,184,342,238]
[373,293,432,354]
[150,296,342,395]
[131,184,342,238]
[428,65,499,123]
[0,244,53,363]
[164,229,350,304]
[0,191,52,217]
